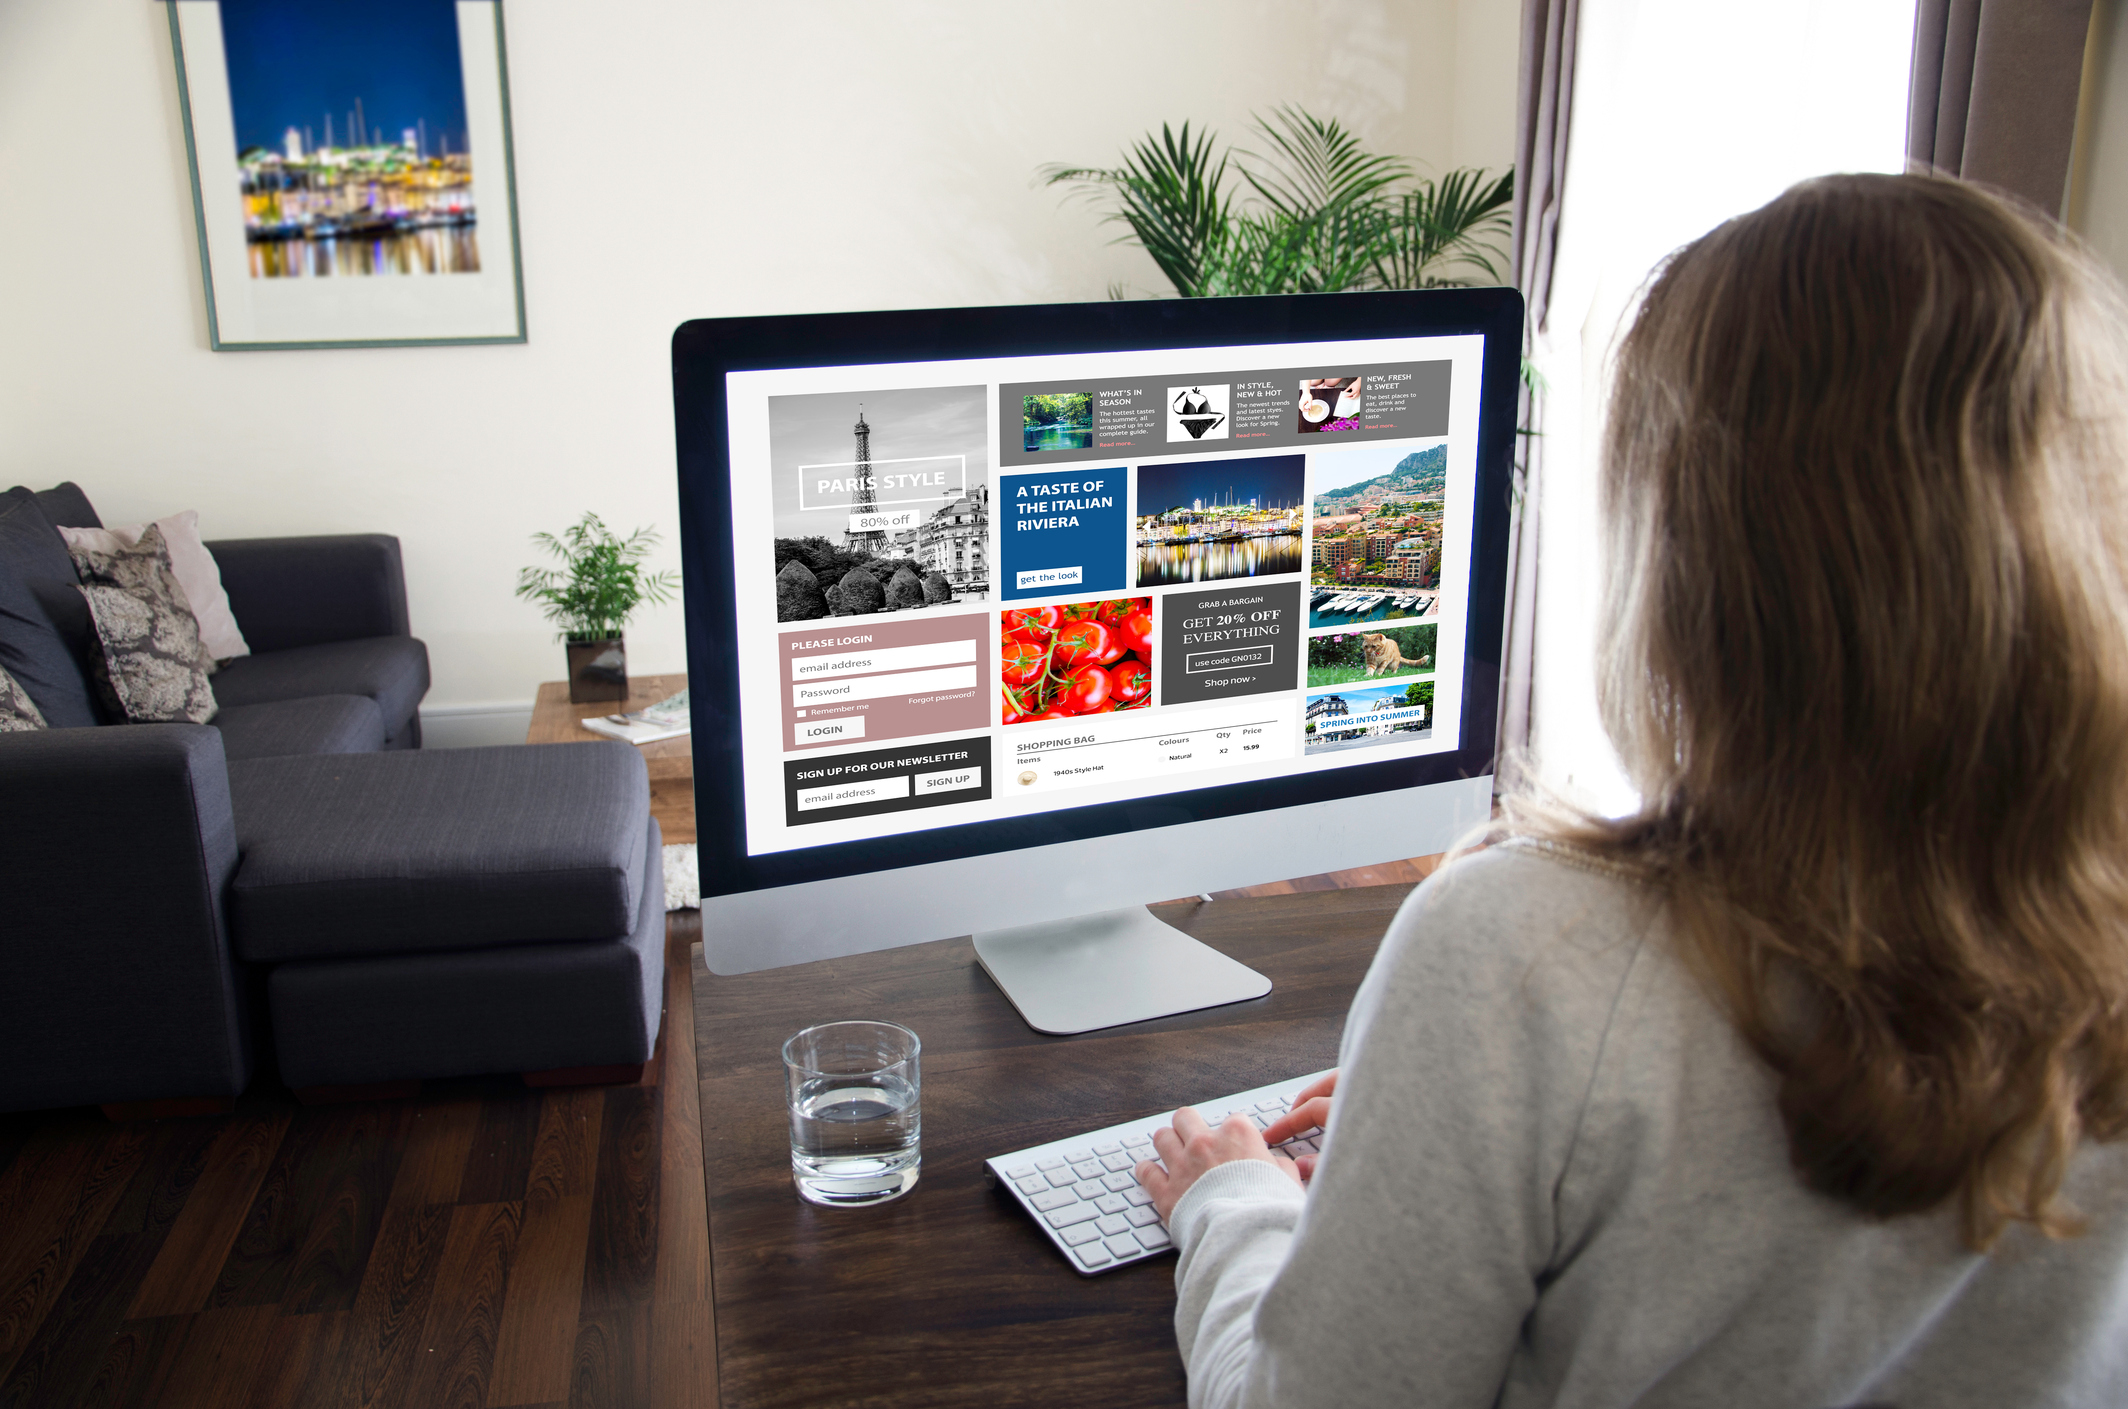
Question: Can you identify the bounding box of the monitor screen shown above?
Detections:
[675,290,1519,969]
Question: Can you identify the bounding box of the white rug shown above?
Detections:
[663,842,700,911]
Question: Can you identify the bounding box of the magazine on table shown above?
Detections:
[580,689,691,745]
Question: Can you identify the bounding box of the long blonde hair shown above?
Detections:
[1521,174,2128,1248]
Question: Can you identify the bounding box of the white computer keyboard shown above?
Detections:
[985,1069,1333,1275]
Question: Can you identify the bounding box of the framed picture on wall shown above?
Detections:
[165,0,527,350]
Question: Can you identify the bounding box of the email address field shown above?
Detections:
[790,638,976,680]
[1006,699,1297,793]
[795,776,910,812]
[792,665,977,707]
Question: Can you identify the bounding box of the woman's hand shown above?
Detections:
[1136,1106,1301,1221]
[1258,1070,1337,1185]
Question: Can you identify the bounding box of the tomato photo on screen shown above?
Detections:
[1003,605,1061,642]
[1001,639,1045,686]
[998,594,1153,722]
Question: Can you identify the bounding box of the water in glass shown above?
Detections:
[788,1072,921,1206]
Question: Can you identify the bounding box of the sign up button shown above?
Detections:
[914,767,983,795]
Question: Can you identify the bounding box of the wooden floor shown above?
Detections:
[0,855,1440,1409]
[0,914,716,1409]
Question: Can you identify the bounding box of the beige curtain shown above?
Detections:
[1910,0,2096,217]
[1499,0,1580,773]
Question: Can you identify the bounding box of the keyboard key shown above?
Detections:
[1100,1152,1136,1172]
[1061,1222,1102,1247]
[1047,1202,1100,1228]
[1036,1155,1067,1171]
[1031,1188,1078,1212]
[1096,1192,1129,1214]
[1016,1176,1047,1195]
[1105,1233,1142,1259]
[1136,1225,1173,1251]
[1096,1213,1130,1236]
[1073,1180,1105,1200]
[1076,1242,1113,1267]
[1007,1164,1036,1179]
[1289,1138,1318,1155]
[1123,1187,1154,1207]
[1072,1161,1103,1180]
[1125,1205,1161,1227]
[1248,1113,1269,1130]
[1065,1150,1093,1164]
[1101,1171,1137,1193]
[1257,1099,1285,1112]
[1047,1169,1079,1190]
[1093,1141,1122,1156]
[1124,1133,1154,1150]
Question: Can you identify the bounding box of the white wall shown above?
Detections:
[0,0,1517,744]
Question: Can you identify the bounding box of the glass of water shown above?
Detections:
[783,1020,921,1207]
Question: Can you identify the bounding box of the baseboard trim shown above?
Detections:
[418,700,535,749]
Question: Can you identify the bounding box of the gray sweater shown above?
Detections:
[1168,842,2128,1408]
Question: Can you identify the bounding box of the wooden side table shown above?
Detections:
[525,671,696,844]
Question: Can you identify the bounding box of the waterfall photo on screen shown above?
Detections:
[217,0,478,278]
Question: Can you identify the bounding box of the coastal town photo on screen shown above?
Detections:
[1306,441,1447,629]
[769,385,992,622]
[1135,454,1304,588]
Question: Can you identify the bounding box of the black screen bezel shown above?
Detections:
[673,288,1523,898]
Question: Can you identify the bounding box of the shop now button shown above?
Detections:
[795,717,864,744]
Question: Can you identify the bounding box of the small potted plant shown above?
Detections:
[516,513,679,702]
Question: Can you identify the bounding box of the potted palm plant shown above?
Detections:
[1041,106,1513,298]
[516,513,679,702]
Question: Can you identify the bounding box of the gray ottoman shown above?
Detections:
[226,743,664,1091]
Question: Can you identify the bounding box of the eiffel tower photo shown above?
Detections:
[843,404,886,553]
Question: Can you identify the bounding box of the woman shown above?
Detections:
[1136,175,2128,1407]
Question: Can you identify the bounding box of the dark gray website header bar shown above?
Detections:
[1001,359,1450,467]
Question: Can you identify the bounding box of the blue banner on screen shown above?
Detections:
[1000,468,1126,601]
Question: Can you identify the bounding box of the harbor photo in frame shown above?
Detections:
[166,0,526,350]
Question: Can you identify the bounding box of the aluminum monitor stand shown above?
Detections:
[971,904,1272,1035]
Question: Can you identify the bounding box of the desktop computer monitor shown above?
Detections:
[674,288,1520,1032]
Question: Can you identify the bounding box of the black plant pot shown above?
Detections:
[566,634,627,703]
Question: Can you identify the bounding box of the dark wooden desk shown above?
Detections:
[690,883,1414,1408]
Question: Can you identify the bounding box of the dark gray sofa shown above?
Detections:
[0,483,661,1115]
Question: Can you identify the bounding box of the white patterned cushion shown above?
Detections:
[68,523,217,724]
[0,664,46,732]
[59,510,250,664]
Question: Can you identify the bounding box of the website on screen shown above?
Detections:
[723,334,1487,857]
